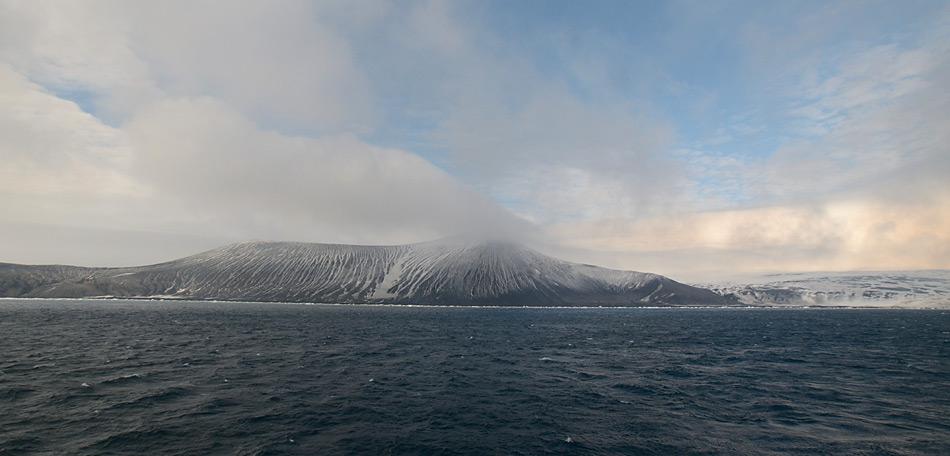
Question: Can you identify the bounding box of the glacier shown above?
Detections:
[697,270,950,308]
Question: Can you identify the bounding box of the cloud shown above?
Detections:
[0,0,373,131]
[124,97,527,243]
[441,86,681,222]
[0,72,526,262]
[0,1,527,265]
[0,1,159,119]
[541,12,950,279]
[391,2,683,223]
[763,43,948,201]
[0,0,947,279]
[545,196,950,280]
[0,64,138,206]
[125,1,374,133]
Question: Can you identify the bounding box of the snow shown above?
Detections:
[697,270,950,308]
[2,238,723,306]
[371,259,402,299]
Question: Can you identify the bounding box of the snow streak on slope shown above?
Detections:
[0,240,725,306]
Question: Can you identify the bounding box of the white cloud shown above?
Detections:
[0,64,137,201]
[124,97,526,243]
[0,0,373,131]
[763,41,949,201]
[0,1,159,119]
[544,197,950,280]
[0,1,527,265]
[542,19,950,279]
[0,71,526,262]
[125,1,374,133]
[399,2,682,223]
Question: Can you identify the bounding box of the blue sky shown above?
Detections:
[0,0,948,278]
[347,0,948,207]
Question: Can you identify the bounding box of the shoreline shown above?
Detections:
[0,296,946,310]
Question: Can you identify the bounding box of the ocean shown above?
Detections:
[1,299,948,455]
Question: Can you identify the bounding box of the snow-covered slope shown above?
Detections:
[0,240,726,306]
[698,270,950,308]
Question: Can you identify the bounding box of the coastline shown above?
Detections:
[0,296,946,310]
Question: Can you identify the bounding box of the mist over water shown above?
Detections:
[1,300,948,455]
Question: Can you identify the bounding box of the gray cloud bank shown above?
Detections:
[0,1,530,266]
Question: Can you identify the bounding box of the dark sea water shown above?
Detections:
[1,300,948,455]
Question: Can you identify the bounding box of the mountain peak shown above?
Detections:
[0,239,727,306]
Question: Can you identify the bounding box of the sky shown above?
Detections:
[1,0,948,280]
